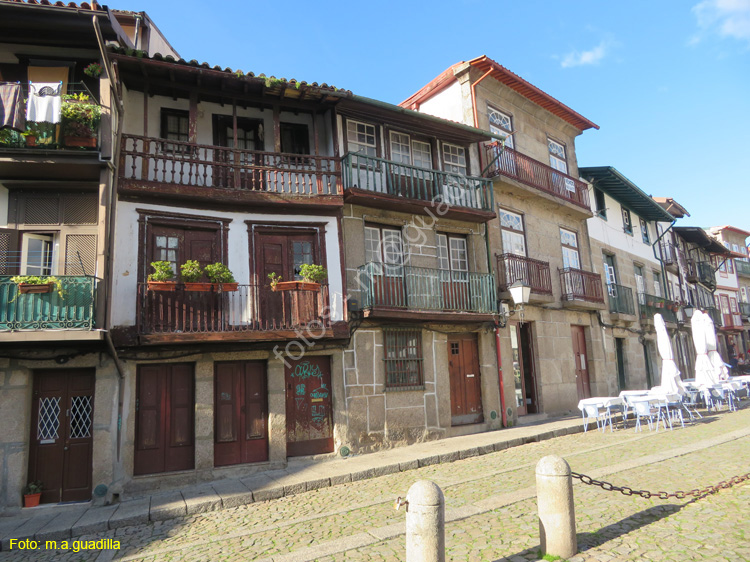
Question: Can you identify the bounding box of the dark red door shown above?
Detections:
[571,325,591,400]
[214,361,268,466]
[285,356,333,456]
[28,369,95,504]
[134,363,194,475]
[448,334,483,425]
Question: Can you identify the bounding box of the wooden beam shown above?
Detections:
[273,103,281,153]
[189,92,198,143]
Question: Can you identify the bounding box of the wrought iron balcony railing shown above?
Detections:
[120,134,341,196]
[0,276,97,331]
[356,263,496,313]
[638,293,678,324]
[740,302,750,318]
[559,268,604,303]
[342,153,493,212]
[482,144,590,209]
[496,253,552,295]
[735,259,750,277]
[659,242,683,268]
[607,283,635,315]
[686,259,716,289]
[137,283,329,336]
[704,306,722,327]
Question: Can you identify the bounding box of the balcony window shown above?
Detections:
[594,189,607,219]
[499,208,526,256]
[280,123,310,155]
[442,143,467,176]
[547,138,568,174]
[347,120,377,157]
[640,218,650,244]
[622,207,633,235]
[653,271,662,298]
[161,109,189,142]
[364,225,403,277]
[383,328,424,389]
[634,264,645,304]
[603,254,617,296]
[437,234,468,279]
[560,228,580,269]
[21,234,54,276]
[389,132,433,170]
[488,107,514,149]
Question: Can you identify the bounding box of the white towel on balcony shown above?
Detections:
[26,82,62,124]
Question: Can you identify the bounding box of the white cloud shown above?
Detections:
[692,0,750,44]
[560,41,608,68]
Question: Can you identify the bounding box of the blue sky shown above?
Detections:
[124,0,749,232]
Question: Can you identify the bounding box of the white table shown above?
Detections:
[578,397,624,432]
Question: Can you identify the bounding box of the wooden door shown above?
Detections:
[256,231,319,328]
[214,361,268,466]
[571,326,591,400]
[134,363,194,475]
[28,369,95,504]
[448,334,483,425]
[285,356,333,457]
[615,338,626,391]
[213,115,264,189]
[510,323,538,416]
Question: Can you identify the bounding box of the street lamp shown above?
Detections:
[682,303,694,319]
[497,280,531,327]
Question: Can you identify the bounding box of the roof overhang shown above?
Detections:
[673,227,735,255]
[400,55,599,132]
[652,197,690,219]
[579,166,674,222]
[709,225,750,238]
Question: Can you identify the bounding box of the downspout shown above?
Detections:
[132,14,142,50]
[93,15,127,465]
[470,69,493,128]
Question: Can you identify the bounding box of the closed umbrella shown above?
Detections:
[703,311,729,382]
[692,310,717,387]
[654,313,684,395]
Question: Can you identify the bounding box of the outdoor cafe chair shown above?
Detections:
[632,398,665,432]
[681,388,703,420]
[582,403,609,433]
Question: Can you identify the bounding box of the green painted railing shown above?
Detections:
[638,293,678,324]
[342,153,493,212]
[357,262,496,313]
[607,283,635,315]
[735,259,750,277]
[740,302,750,318]
[0,276,97,331]
[704,306,722,327]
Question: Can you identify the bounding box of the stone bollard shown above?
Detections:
[405,480,445,562]
[536,455,577,559]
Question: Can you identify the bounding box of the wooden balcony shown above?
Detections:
[342,153,495,222]
[482,144,590,210]
[686,259,716,290]
[356,263,496,322]
[496,253,552,303]
[136,283,345,344]
[607,283,636,318]
[735,259,750,277]
[659,242,683,272]
[638,294,678,324]
[119,135,342,210]
[721,312,744,330]
[0,276,98,333]
[559,268,604,309]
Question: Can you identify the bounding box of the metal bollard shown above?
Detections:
[404,480,445,562]
[536,455,577,559]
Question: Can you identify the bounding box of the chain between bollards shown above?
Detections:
[571,471,750,500]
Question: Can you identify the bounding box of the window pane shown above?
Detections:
[348,120,376,156]
[442,144,467,175]
[390,132,411,164]
[436,234,449,270]
[449,238,468,272]
[412,140,432,169]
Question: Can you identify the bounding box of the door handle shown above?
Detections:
[64,446,69,451]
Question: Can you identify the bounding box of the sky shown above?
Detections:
[122,0,750,232]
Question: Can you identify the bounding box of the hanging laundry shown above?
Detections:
[0,83,26,132]
[26,81,62,124]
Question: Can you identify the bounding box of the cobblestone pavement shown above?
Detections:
[2,407,749,562]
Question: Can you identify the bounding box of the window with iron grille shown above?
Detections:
[383,328,424,390]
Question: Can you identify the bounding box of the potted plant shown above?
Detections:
[272,264,327,292]
[10,275,63,296]
[83,62,103,78]
[180,260,212,291]
[23,481,43,508]
[147,261,176,291]
[23,122,54,147]
[61,93,101,148]
[204,262,238,292]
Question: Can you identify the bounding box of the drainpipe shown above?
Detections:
[470,69,493,128]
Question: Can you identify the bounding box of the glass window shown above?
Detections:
[390,132,411,164]
[383,328,424,389]
[653,271,662,298]
[155,235,180,275]
[640,218,650,244]
[21,233,54,276]
[548,138,567,174]
[488,107,514,149]
[412,140,432,169]
[622,207,633,235]
[442,143,467,176]
[594,189,607,219]
[292,241,314,280]
[634,265,645,304]
[560,228,580,269]
[364,225,403,277]
[347,120,377,156]
[499,208,526,257]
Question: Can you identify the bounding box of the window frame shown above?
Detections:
[364,223,404,277]
[441,142,468,176]
[594,188,607,219]
[560,228,580,270]
[487,106,514,149]
[621,207,633,235]
[639,218,650,244]
[547,138,568,174]
[345,119,378,158]
[383,327,424,390]
[498,208,527,257]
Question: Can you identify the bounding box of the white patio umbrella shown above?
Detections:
[692,310,718,387]
[704,311,729,381]
[654,313,685,395]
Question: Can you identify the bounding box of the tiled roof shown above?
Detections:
[109,46,352,95]
[0,0,105,10]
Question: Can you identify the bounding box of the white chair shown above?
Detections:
[633,399,665,432]
[582,404,609,432]
[681,389,703,420]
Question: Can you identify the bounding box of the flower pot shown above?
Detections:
[213,282,238,292]
[25,135,37,147]
[64,136,97,148]
[18,283,54,294]
[23,493,41,508]
[147,281,177,292]
[272,280,320,292]
[184,282,214,292]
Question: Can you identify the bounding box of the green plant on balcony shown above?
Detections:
[204,262,238,291]
[267,272,281,290]
[10,275,63,297]
[61,93,101,147]
[83,62,103,78]
[180,260,213,291]
[299,263,327,284]
[272,264,327,292]
[147,261,176,291]
[23,122,55,147]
